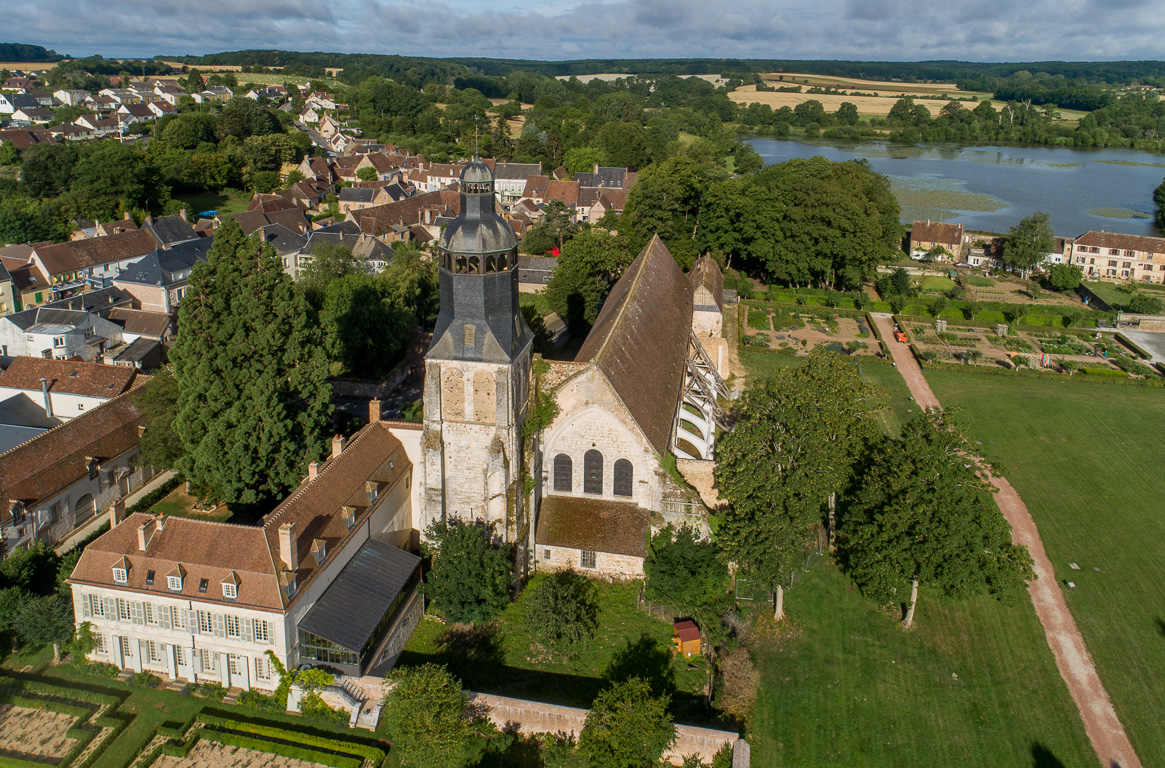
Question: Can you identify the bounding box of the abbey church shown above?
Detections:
[402,158,731,578]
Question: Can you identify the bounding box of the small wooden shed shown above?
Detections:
[673,620,701,657]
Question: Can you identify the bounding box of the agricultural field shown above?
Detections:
[730,73,1002,118]
[751,559,1095,768]
[926,371,1165,766]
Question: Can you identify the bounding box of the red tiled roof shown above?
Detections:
[0,357,138,397]
[1074,230,1165,254]
[911,220,963,246]
[34,229,157,276]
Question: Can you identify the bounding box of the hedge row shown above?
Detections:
[200,728,363,768]
[0,692,94,719]
[864,311,890,356]
[19,679,121,708]
[1114,333,1152,360]
[1081,366,1129,378]
[919,360,1164,386]
[197,713,385,761]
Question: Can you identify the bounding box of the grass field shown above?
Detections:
[1082,280,1165,312]
[751,559,1095,768]
[759,73,980,98]
[399,577,715,726]
[926,371,1165,765]
[730,84,1004,118]
[172,191,250,219]
[918,276,956,292]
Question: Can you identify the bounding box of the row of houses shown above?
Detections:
[910,220,1165,284]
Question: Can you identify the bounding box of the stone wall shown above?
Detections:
[536,545,644,580]
[467,691,744,764]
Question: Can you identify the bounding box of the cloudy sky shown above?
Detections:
[7,0,1165,62]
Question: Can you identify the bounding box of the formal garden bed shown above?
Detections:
[0,704,82,760]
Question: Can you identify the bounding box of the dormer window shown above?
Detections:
[222,582,237,599]
[167,575,182,591]
[341,506,356,530]
[198,578,208,593]
[311,539,327,565]
[145,570,155,586]
[113,568,128,583]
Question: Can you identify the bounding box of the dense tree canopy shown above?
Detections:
[716,350,884,617]
[542,229,632,333]
[841,410,1035,627]
[578,678,676,768]
[380,664,472,768]
[1003,211,1055,278]
[422,520,513,624]
[170,219,332,507]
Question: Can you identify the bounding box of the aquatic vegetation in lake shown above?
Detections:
[890,177,1008,215]
[1088,207,1152,220]
[1094,160,1165,168]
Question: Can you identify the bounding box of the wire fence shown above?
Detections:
[733,527,826,603]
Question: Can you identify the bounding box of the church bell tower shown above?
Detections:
[421,157,533,543]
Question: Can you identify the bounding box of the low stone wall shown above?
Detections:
[467,691,745,765]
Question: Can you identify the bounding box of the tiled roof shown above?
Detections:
[576,236,692,456]
[142,214,197,246]
[34,229,158,276]
[68,420,412,611]
[352,189,459,236]
[0,357,138,397]
[1074,230,1165,254]
[545,180,580,206]
[689,254,724,310]
[107,308,173,338]
[522,175,549,198]
[911,220,963,246]
[535,495,650,558]
[0,390,145,514]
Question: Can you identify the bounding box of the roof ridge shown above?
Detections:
[261,421,378,530]
[588,235,663,362]
[0,387,141,462]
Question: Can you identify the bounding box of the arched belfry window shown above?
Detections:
[553,454,572,492]
[583,450,603,495]
[613,460,633,497]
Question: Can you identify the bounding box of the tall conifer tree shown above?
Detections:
[170,219,331,506]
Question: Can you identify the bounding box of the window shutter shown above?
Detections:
[81,594,91,619]
[241,617,253,643]
[158,605,171,630]
[188,610,199,634]
[213,613,224,638]
[132,602,144,625]
[106,598,117,620]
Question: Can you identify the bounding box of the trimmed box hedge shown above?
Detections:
[199,728,363,768]
[197,713,385,762]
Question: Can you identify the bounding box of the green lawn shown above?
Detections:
[172,190,250,219]
[962,275,995,287]
[399,577,716,726]
[752,559,1095,768]
[1082,280,1165,312]
[918,276,955,292]
[926,370,1165,765]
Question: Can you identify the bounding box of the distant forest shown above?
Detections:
[0,43,66,62]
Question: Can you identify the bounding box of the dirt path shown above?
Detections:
[870,313,1142,768]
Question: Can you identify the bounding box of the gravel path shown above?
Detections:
[870,313,1142,768]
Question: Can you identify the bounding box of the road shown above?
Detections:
[870,312,1143,768]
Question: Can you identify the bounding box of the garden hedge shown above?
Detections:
[196,713,385,761]
[1114,333,1152,360]
[199,728,363,768]
[126,474,184,516]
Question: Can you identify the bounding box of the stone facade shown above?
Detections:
[536,544,644,579]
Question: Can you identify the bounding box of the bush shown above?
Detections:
[746,307,770,330]
[715,647,758,720]
[1115,357,1154,376]
[197,713,384,760]
[301,692,350,727]
[200,728,362,768]
[1080,367,1129,378]
[133,671,162,688]
[126,475,184,516]
[525,571,599,662]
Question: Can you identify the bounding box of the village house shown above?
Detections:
[10,107,53,124]
[0,261,17,317]
[0,390,151,556]
[0,302,126,362]
[0,356,138,423]
[492,162,541,205]
[53,89,90,107]
[0,127,57,151]
[113,237,215,313]
[0,246,51,312]
[910,220,966,260]
[32,228,160,299]
[68,411,423,695]
[1066,230,1165,283]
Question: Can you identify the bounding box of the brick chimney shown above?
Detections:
[307,461,319,480]
[332,435,345,459]
[109,498,125,528]
[369,398,381,423]
[137,522,148,551]
[278,522,298,572]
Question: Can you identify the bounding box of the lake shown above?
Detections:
[745,138,1165,238]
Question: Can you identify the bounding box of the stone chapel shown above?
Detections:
[398,159,731,580]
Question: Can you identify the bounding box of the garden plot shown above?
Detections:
[0,705,80,760]
[745,305,876,357]
[152,742,329,768]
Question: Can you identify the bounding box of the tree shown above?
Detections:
[931,295,948,317]
[715,349,884,618]
[1128,293,1165,314]
[1155,176,1165,229]
[563,146,605,174]
[379,244,440,326]
[0,142,20,167]
[170,219,331,507]
[285,168,306,186]
[299,242,365,305]
[1002,211,1055,279]
[423,520,513,624]
[17,593,74,662]
[219,96,281,139]
[644,524,727,619]
[21,142,79,198]
[355,165,378,182]
[891,267,911,296]
[380,664,472,768]
[578,678,676,768]
[521,199,578,255]
[840,410,1035,628]
[320,273,414,378]
[542,229,632,333]
[835,101,859,126]
[525,571,598,662]
[136,367,183,471]
[67,142,168,220]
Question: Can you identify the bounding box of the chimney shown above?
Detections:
[178,208,187,222]
[155,514,166,532]
[137,522,148,551]
[40,378,53,418]
[109,497,125,528]
[307,461,320,480]
[369,398,381,423]
[331,434,345,459]
[124,211,132,221]
[278,522,298,572]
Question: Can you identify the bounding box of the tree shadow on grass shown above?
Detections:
[602,633,676,700]
[1031,742,1067,768]
[437,622,505,666]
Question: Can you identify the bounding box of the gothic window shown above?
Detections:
[613,459,633,497]
[553,454,572,492]
[583,450,603,494]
